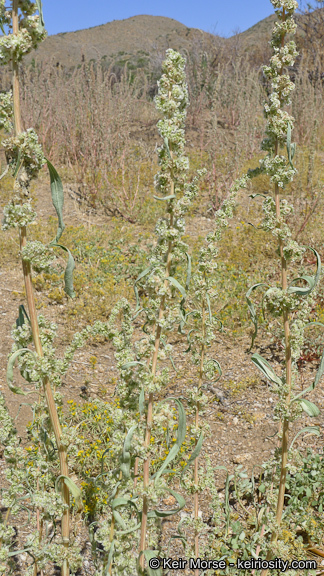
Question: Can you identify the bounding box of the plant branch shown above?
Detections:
[12,2,70,574]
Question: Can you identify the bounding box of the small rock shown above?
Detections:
[191,510,203,519]
[254,411,266,422]
[232,453,252,465]
[163,495,176,506]
[180,511,190,519]
[208,385,227,403]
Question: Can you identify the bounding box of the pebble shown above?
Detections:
[232,453,252,464]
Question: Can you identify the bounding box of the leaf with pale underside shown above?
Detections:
[251,353,282,386]
[7,349,36,395]
[288,247,321,296]
[46,159,65,242]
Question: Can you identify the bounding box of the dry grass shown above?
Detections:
[16,42,324,230]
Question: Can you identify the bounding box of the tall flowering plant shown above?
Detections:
[0,2,80,575]
[245,0,324,567]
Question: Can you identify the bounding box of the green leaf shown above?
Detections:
[214,466,231,534]
[135,266,152,283]
[163,136,171,158]
[286,122,296,168]
[313,347,324,390]
[121,361,146,369]
[7,349,36,395]
[133,265,153,311]
[120,425,137,479]
[184,252,191,291]
[7,546,33,558]
[288,247,321,296]
[16,304,30,329]
[55,475,82,510]
[299,399,320,418]
[178,300,187,335]
[247,222,263,230]
[111,497,136,510]
[13,149,22,177]
[249,193,268,199]
[139,387,145,415]
[286,121,292,167]
[97,447,112,477]
[246,283,268,350]
[154,399,186,484]
[132,307,144,321]
[247,166,264,179]
[50,243,75,298]
[167,517,187,553]
[178,255,191,334]
[150,489,185,518]
[35,0,45,33]
[180,432,204,484]
[168,533,187,551]
[103,541,115,576]
[167,276,186,298]
[251,353,283,386]
[184,328,195,353]
[115,522,141,537]
[138,550,162,576]
[206,293,212,323]
[112,509,127,530]
[290,426,320,450]
[46,159,65,242]
[287,121,292,150]
[153,194,176,201]
[206,358,222,382]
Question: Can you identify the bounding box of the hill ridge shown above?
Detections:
[27,9,321,69]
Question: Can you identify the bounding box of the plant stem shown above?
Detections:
[260,82,293,576]
[107,470,123,575]
[272,81,292,534]
[12,1,21,134]
[139,204,174,571]
[12,3,70,574]
[193,289,205,575]
[252,422,282,574]
[107,503,116,576]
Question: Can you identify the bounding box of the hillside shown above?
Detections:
[25,8,322,71]
[27,15,220,68]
